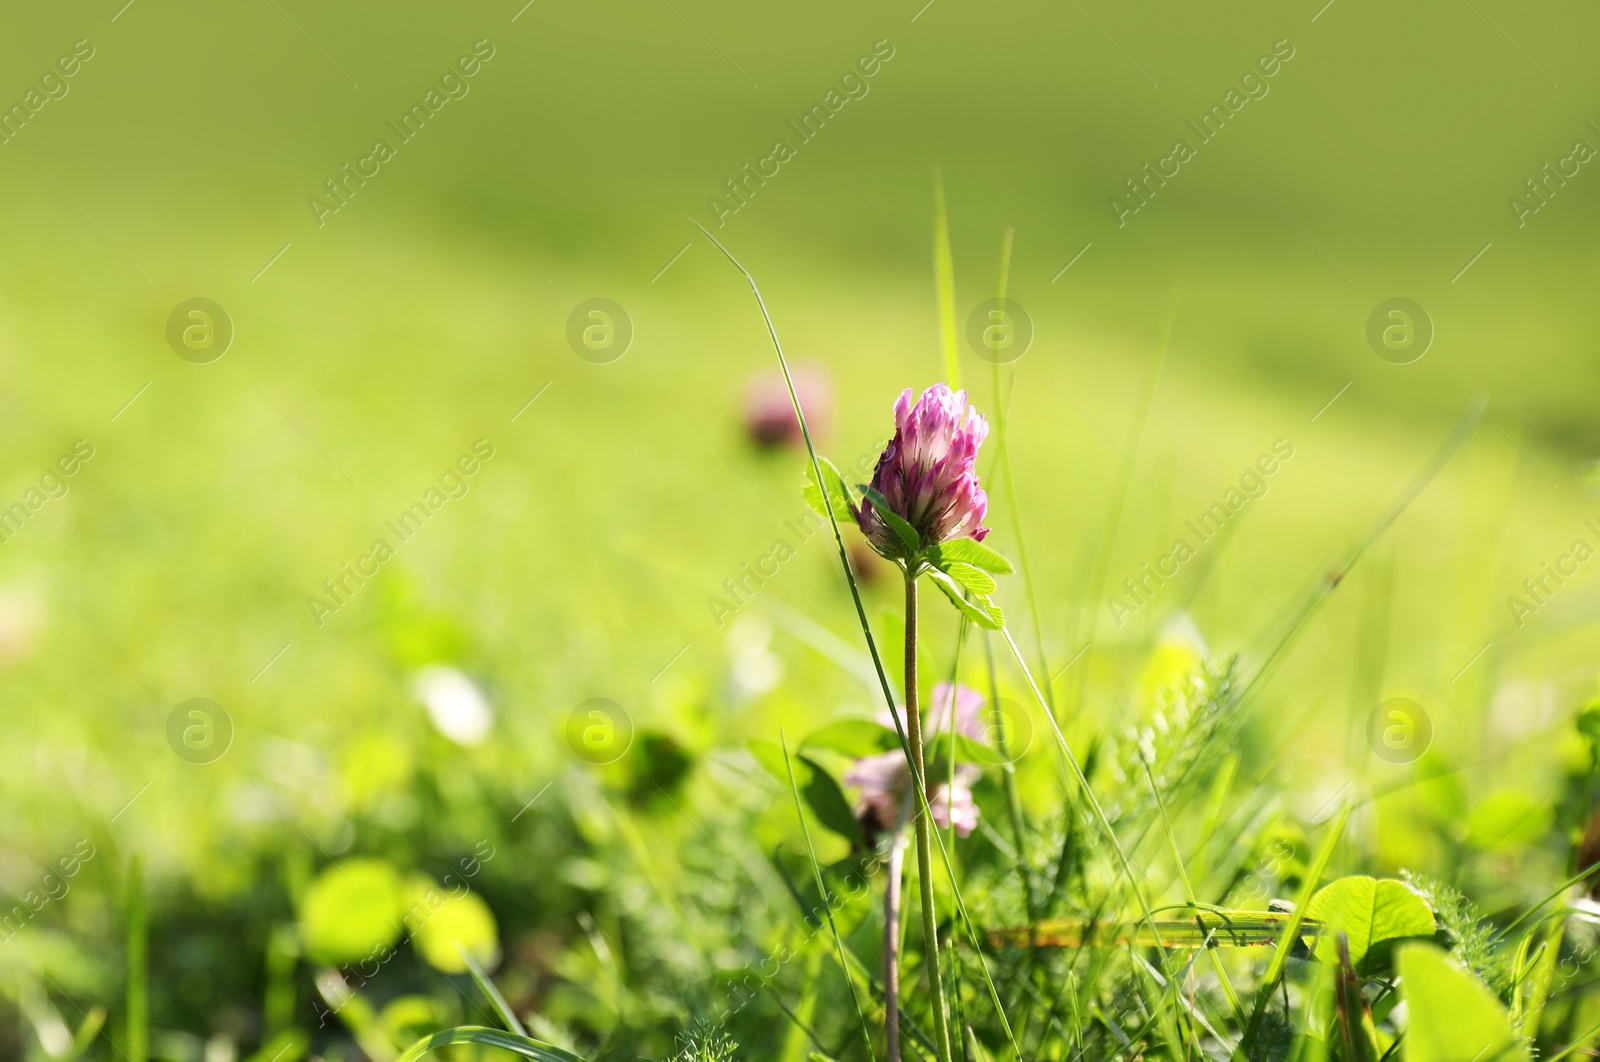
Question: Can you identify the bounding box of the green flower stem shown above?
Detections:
[903,572,954,1062]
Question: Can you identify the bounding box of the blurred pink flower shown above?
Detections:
[876,682,986,741]
[845,751,980,840]
[855,383,989,561]
[742,365,832,449]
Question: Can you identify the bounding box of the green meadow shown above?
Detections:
[2,0,1600,1060]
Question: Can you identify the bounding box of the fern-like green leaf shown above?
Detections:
[930,538,1015,574]
[937,560,996,596]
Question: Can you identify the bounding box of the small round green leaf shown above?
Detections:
[406,876,500,973]
[300,858,407,964]
[1306,875,1436,971]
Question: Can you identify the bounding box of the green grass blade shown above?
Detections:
[1077,299,1172,644]
[997,623,1197,1058]
[1264,803,1348,989]
[767,850,945,1061]
[125,854,147,1062]
[984,628,1042,1041]
[984,633,1034,923]
[934,168,959,388]
[779,943,825,1062]
[263,923,299,1036]
[1140,756,1247,1027]
[1493,857,1600,944]
[922,820,1023,1059]
[943,616,970,850]
[1541,1017,1600,1062]
[1230,407,1481,714]
[1237,802,1352,1058]
[396,1026,590,1062]
[984,227,1051,706]
[65,1005,108,1062]
[1126,409,1482,890]
[456,943,527,1036]
[998,627,1166,942]
[316,970,398,1062]
[782,731,879,1062]
[243,1030,306,1062]
[684,216,910,767]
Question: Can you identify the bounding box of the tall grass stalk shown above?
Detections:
[1075,301,1171,645]
[985,228,1051,706]
[933,168,959,389]
[125,854,147,1062]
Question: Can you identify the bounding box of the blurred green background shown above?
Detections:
[3,0,1599,1057]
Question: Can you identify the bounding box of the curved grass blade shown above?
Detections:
[998,628,1170,942]
[456,942,526,1036]
[996,621,1208,1062]
[1236,802,1352,1060]
[782,732,878,1062]
[66,1006,109,1062]
[767,848,944,1061]
[396,1026,589,1062]
[1493,857,1600,945]
[1230,406,1481,714]
[988,912,1318,949]
[1123,409,1484,899]
[1543,1016,1600,1062]
[1141,755,1247,1027]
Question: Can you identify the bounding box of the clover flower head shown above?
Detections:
[742,366,832,449]
[855,383,990,562]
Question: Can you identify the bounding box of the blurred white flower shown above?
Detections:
[1139,612,1208,694]
[413,666,493,746]
[1159,612,1208,657]
[1489,678,1558,744]
[727,614,782,698]
[0,585,44,666]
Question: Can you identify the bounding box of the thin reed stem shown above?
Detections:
[884,834,906,1062]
